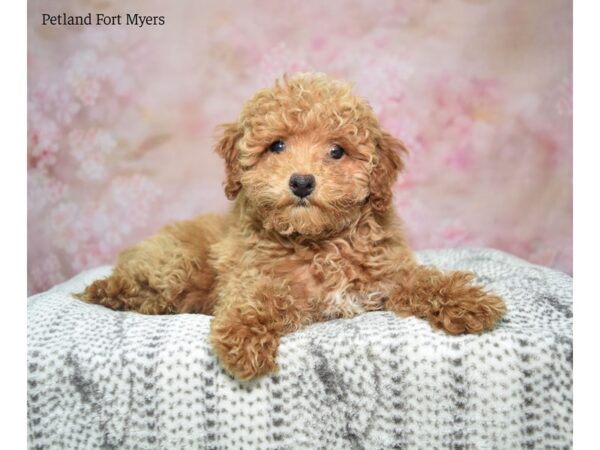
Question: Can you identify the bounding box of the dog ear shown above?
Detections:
[369,130,407,216]
[215,122,243,200]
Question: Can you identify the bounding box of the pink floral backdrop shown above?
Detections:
[27,0,572,294]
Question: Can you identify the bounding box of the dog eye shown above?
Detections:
[330,144,345,160]
[268,140,286,153]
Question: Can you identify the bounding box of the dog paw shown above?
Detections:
[74,277,133,310]
[429,289,507,335]
[387,269,507,335]
[209,316,279,380]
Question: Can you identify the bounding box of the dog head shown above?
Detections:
[215,73,407,237]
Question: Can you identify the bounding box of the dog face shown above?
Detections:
[216,73,406,237]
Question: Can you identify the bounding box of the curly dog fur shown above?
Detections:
[77,73,506,380]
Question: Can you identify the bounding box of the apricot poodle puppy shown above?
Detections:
[77,73,506,380]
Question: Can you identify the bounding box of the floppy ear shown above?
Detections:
[214,122,243,200]
[369,130,408,216]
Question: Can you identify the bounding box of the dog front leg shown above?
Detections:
[384,265,506,334]
[209,277,311,380]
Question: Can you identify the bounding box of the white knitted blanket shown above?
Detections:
[27,248,572,449]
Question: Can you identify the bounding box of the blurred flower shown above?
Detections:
[29,80,81,126]
[68,128,117,181]
[30,254,65,293]
[258,42,312,86]
[555,76,573,117]
[65,50,104,106]
[28,169,68,214]
[28,120,60,169]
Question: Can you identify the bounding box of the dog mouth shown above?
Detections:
[272,196,313,210]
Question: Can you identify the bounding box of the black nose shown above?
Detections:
[289,174,316,198]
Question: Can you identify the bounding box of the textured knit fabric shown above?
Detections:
[27,248,573,449]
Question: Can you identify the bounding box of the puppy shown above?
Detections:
[77,73,506,380]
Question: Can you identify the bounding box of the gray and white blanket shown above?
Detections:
[27,248,572,449]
